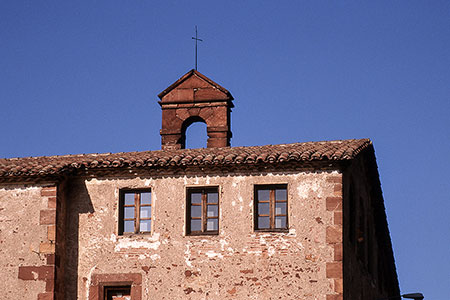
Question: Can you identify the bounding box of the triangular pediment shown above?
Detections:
[158,69,233,103]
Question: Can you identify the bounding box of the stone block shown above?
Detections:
[326,226,342,244]
[40,242,55,254]
[334,211,343,225]
[326,176,341,183]
[326,197,342,211]
[326,262,343,278]
[47,197,57,209]
[334,278,343,293]
[334,244,343,261]
[38,292,54,300]
[18,266,39,280]
[41,187,57,197]
[47,225,56,241]
[40,210,56,225]
[326,295,343,300]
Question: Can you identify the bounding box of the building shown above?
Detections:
[0,70,399,299]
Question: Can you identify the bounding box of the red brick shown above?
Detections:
[46,254,56,265]
[47,197,57,209]
[38,266,55,280]
[18,265,54,282]
[38,292,54,300]
[326,295,343,300]
[326,226,342,244]
[45,278,55,292]
[333,183,342,194]
[334,278,343,293]
[334,211,343,225]
[326,176,342,183]
[41,187,57,197]
[40,210,56,225]
[326,197,342,211]
[334,244,343,261]
[40,242,55,254]
[18,266,39,280]
[326,262,343,278]
[47,225,56,241]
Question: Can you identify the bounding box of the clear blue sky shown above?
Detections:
[1,1,449,299]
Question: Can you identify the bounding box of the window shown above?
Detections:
[254,184,288,231]
[186,187,219,235]
[119,189,152,235]
[89,273,142,300]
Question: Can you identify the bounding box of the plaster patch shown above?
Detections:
[232,201,236,206]
[145,179,151,186]
[297,178,325,199]
[184,243,193,267]
[268,246,276,256]
[205,250,223,259]
[219,239,228,251]
[232,176,245,187]
[110,234,117,242]
[244,249,262,256]
[85,265,97,300]
[150,254,161,260]
[114,234,161,251]
[31,270,38,280]
[288,228,297,236]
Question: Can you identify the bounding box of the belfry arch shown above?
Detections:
[181,116,207,149]
[158,70,234,150]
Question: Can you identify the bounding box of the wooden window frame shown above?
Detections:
[254,184,289,232]
[186,187,219,236]
[119,189,152,235]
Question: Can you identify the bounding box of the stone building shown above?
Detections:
[0,70,399,299]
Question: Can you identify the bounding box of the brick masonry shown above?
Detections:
[17,185,59,300]
[159,70,233,150]
[326,175,343,300]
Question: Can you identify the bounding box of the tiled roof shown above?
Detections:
[0,139,371,179]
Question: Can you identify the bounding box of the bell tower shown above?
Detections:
[158,70,234,150]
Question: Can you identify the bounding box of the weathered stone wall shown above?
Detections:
[64,169,342,299]
[0,184,56,299]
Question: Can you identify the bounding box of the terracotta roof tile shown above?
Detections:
[0,139,372,179]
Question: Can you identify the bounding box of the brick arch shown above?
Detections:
[158,70,234,150]
[181,116,207,149]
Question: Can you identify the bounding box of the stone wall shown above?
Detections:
[64,169,342,299]
[0,184,58,299]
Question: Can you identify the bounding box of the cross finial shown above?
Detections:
[192,26,203,70]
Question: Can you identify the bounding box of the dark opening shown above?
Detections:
[104,286,131,300]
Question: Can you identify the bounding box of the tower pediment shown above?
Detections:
[158,69,233,104]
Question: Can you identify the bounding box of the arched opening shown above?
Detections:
[181,116,207,149]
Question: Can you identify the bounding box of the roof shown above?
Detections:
[0,139,372,180]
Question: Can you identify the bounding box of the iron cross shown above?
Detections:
[192,26,203,70]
